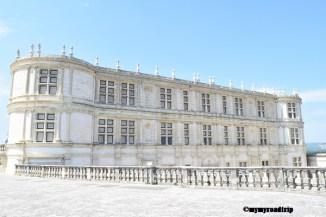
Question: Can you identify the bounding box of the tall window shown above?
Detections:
[201,94,210,112]
[257,101,265,118]
[35,113,55,142]
[203,125,212,145]
[237,127,245,145]
[290,128,300,145]
[259,128,267,145]
[234,97,243,116]
[262,160,269,166]
[292,157,302,167]
[183,91,189,111]
[224,126,229,145]
[222,96,227,114]
[98,119,114,144]
[161,123,172,145]
[160,88,172,109]
[121,83,135,106]
[288,103,296,119]
[121,120,135,144]
[99,80,114,104]
[38,69,58,95]
[239,162,247,167]
[184,123,189,145]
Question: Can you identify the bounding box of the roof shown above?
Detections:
[306,143,326,155]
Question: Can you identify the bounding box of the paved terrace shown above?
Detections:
[0,175,326,217]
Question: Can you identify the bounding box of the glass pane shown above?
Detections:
[50,77,57,83]
[99,127,105,133]
[47,122,54,129]
[49,86,57,95]
[47,114,55,120]
[161,137,166,145]
[167,89,171,93]
[160,88,165,93]
[40,69,48,75]
[129,128,135,134]
[121,128,127,134]
[108,81,114,86]
[108,96,114,104]
[121,135,127,144]
[98,135,105,144]
[36,132,44,142]
[129,90,135,96]
[129,84,134,89]
[121,83,127,88]
[129,98,135,105]
[39,77,47,83]
[108,88,114,94]
[107,119,113,125]
[100,87,106,93]
[107,127,113,133]
[39,85,47,94]
[99,119,105,125]
[121,97,127,105]
[37,113,45,120]
[167,123,172,128]
[50,70,58,75]
[99,95,106,103]
[46,132,54,142]
[122,89,127,95]
[107,135,113,144]
[121,120,127,126]
[129,136,134,144]
[129,121,135,126]
[100,80,106,85]
[37,122,44,129]
[168,137,172,145]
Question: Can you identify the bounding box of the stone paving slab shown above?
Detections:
[0,175,326,217]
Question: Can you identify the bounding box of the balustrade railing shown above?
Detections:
[15,164,326,192]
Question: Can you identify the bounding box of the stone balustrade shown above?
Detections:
[15,164,326,192]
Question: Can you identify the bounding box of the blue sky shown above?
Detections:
[0,0,325,143]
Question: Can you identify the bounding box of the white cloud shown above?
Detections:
[0,22,10,38]
[300,89,326,103]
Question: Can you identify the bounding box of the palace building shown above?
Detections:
[5,45,306,173]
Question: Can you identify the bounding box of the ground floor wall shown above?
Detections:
[4,142,307,174]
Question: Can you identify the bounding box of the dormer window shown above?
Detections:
[38,69,58,95]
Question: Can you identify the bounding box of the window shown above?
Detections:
[257,101,265,118]
[224,126,229,145]
[184,123,189,145]
[98,119,114,144]
[234,97,243,116]
[259,128,267,145]
[161,123,172,145]
[121,83,135,106]
[293,157,302,167]
[239,162,247,167]
[99,80,115,104]
[35,113,55,142]
[160,88,172,109]
[288,103,296,119]
[183,91,189,111]
[237,127,245,145]
[203,125,212,145]
[121,120,135,144]
[290,128,300,145]
[38,69,58,95]
[201,94,210,112]
[262,160,269,166]
[222,96,227,114]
